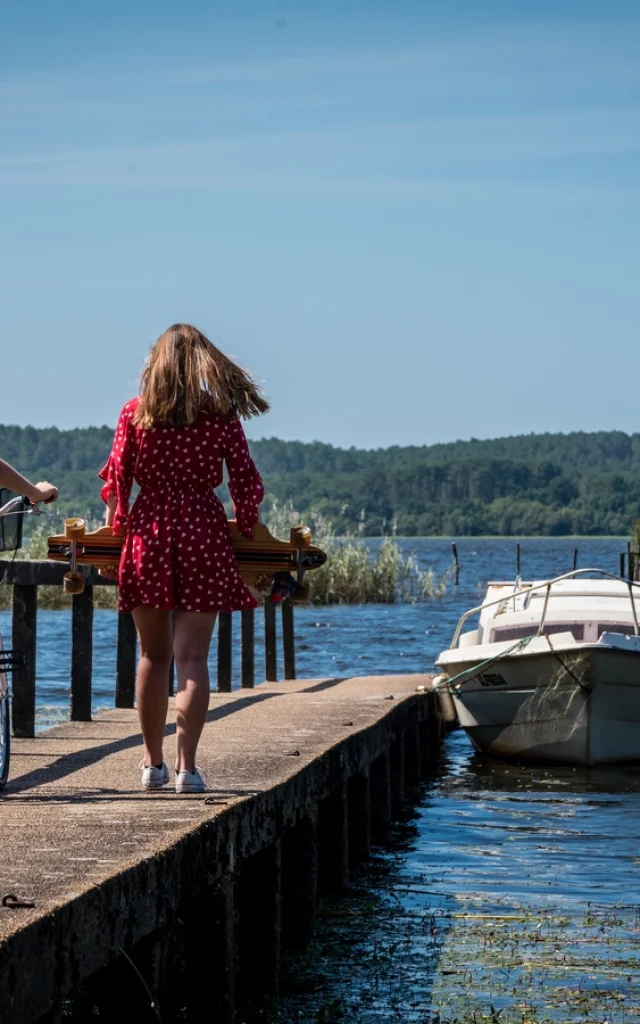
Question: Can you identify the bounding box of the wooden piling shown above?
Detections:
[282,813,318,950]
[168,613,175,697]
[217,612,233,693]
[115,611,137,708]
[11,584,37,737]
[71,583,93,722]
[347,769,371,865]
[390,733,405,815]
[241,608,255,688]
[282,600,295,680]
[452,542,459,585]
[264,601,277,682]
[404,719,422,787]
[318,783,349,895]
[238,842,282,997]
[183,877,235,1023]
[369,750,392,840]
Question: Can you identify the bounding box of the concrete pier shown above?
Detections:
[0,674,438,1022]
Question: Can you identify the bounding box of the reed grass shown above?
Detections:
[265,500,450,604]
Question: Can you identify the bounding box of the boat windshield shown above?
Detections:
[491,623,585,643]
[597,623,635,638]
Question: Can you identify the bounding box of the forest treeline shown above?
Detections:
[1,424,639,536]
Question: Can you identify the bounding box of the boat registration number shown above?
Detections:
[478,671,507,688]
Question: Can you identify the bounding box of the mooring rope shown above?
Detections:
[441,630,593,696]
[441,634,536,692]
[542,634,591,692]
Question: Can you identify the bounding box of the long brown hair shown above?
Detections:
[133,323,270,428]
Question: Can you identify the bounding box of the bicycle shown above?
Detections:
[0,490,45,789]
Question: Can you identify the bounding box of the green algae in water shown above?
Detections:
[429,899,640,1023]
[269,734,640,1023]
[274,883,640,1022]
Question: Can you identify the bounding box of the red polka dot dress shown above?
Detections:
[98,398,264,614]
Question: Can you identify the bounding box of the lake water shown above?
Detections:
[4,537,639,1021]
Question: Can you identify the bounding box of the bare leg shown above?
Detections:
[132,607,173,767]
[173,610,217,774]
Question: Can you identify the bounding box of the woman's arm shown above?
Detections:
[99,492,120,578]
[0,458,58,504]
[223,419,264,537]
[98,402,138,535]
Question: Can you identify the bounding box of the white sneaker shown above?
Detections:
[140,761,169,790]
[175,767,207,794]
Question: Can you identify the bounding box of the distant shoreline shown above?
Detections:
[359,535,630,541]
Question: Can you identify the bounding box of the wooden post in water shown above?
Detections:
[168,658,175,697]
[573,549,578,572]
[451,543,459,586]
[71,583,93,722]
[631,521,640,582]
[264,602,277,681]
[217,612,233,693]
[115,612,137,708]
[282,600,296,680]
[168,613,175,697]
[241,609,255,688]
[628,541,633,582]
[11,584,37,737]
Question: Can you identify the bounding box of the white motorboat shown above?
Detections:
[434,569,640,766]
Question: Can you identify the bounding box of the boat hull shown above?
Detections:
[442,646,640,766]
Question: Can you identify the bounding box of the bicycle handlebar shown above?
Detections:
[0,495,39,518]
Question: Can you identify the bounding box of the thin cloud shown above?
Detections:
[0,158,637,207]
[2,106,639,171]
[172,51,429,84]
[0,16,638,99]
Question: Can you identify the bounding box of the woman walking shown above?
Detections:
[99,324,268,792]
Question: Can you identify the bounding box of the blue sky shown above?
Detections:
[1,0,639,448]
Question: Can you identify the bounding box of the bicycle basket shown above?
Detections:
[0,489,26,552]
